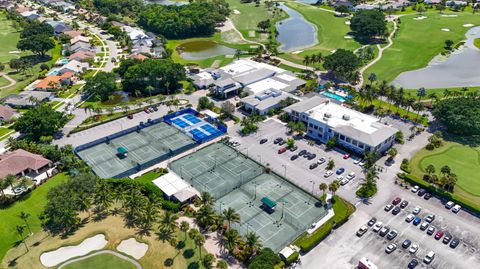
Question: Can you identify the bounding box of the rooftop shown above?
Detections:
[0,105,17,121]
[0,149,52,178]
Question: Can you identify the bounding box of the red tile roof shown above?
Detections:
[0,149,51,178]
[35,72,74,90]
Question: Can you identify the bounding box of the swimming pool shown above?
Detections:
[322,92,351,102]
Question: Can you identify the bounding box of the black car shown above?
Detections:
[278,139,286,146]
[303,152,311,158]
[400,200,409,209]
[443,234,452,244]
[418,188,426,196]
[379,226,390,237]
[307,153,317,160]
[298,149,307,156]
[424,193,432,200]
[289,145,298,151]
[367,217,377,227]
[387,230,398,240]
[392,206,401,215]
[450,238,460,249]
[274,137,283,144]
[259,138,268,144]
[402,239,411,248]
[291,155,299,161]
[152,106,158,111]
[408,259,419,269]
[309,163,318,169]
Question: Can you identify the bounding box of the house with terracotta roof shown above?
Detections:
[128,53,149,61]
[0,149,52,178]
[63,30,84,39]
[15,5,30,13]
[0,105,18,123]
[68,51,95,62]
[34,72,74,91]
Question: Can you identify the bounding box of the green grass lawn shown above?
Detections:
[0,127,14,140]
[62,253,136,269]
[366,11,480,83]
[279,2,361,66]
[410,141,480,205]
[0,76,11,88]
[474,38,480,49]
[0,12,27,63]
[0,173,69,261]
[404,86,480,99]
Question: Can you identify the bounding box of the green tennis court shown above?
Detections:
[169,143,327,252]
[77,122,195,178]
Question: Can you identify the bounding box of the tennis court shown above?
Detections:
[169,143,327,252]
[77,122,195,178]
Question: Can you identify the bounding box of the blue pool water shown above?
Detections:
[322,92,351,102]
[46,69,59,76]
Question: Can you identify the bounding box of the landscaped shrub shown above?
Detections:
[284,251,299,265]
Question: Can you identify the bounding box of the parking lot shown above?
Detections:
[229,119,377,203]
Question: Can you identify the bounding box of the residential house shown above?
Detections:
[58,59,89,74]
[63,30,84,39]
[70,41,93,53]
[128,53,149,61]
[3,91,54,108]
[20,11,40,21]
[68,51,95,62]
[284,97,398,153]
[424,0,442,3]
[0,105,17,123]
[0,149,52,178]
[50,1,75,11]
[45,20,72,35]
[34,72,74,91]
[70,35,91,45]
[15,5,30,13]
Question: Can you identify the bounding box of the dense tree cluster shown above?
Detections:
[92,0,143,16]
[432,97,480,135]
[138,1,230,39]
[17,21,55,56]
[350,9,387,42]
[84,71,117,101]
[13,105,68,142]
[121,59,186,96]
[247,248,281,269]
[323,49,361,82]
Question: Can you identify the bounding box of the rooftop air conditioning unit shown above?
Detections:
[324,112,332,118]
[343,114,350,121]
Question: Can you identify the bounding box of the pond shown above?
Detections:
[101,91,138,105]
[276,2,317,52]
[393,26,480,89]
[178,40,236,60]
[145,0,188,6]
[295,0,319,4]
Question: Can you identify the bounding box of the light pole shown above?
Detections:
[281,164,287,178]
[257,154,262,164]
[310,180,315,195]
[219,201,225,212]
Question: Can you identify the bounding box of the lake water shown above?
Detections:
[295,0,319,4]
[145,0,188,6]
[276,3,317,52]
[393,26,480,89]
[178,41,236,60]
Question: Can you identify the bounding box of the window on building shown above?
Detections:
[366,146,371,151]
[318,133,322,138]
[352,139,358,146]
[309,130,312,133]
[359,143,364,149]
[309,123,313,128]
[346,137,351,143]
[340,135,345,140]
[314,125,318,130]
[328,128,332,133]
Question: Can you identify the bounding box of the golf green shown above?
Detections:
[0,12,24,63]
[417,144,480,196]
[61,253,136,269]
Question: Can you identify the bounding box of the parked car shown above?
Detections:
[445,201,455,209]
[307,153,316,160]
[379,226,390,237]
[317,157,326,164]
[450,238,460,249]
[367,217,377,227]
[372,222,383,232]
[423,251,435,264]
[274,137,283,144]
[405,214,415,223]
[289,145,298,151]
[413,206,422,215]
[384,204,393,212]
[152,106,158,111]
[427,226,436,236]
[343,154,350,159]
[443,234,452,244]
[309,163,318,170]
[425,214,435,223]
[392,197,402,205]
[452,204,461,213]
[418,188,426,196]
[408,259,419,269]
[324,170,333,178]
[346,172,356,180]
[385,243,397,254]
[291,155,299,161]
[298,149,307,156]
[424,193,432,200]
[13,187,27,195]
[278,147,287,154]
[400,200,409,208]
[127,114,134,119]
[358,161,365,167]
[435,231,444,240]
[411,185,420,193]
[392,206,401,215]
[387,229,398,240]
[278,140,286,146]
[259,138,268,144]
[409,244,419,254]
[339,177,349,186]
[353,159,361,164]
[413,217,422,226]
[402,239,412,248]
[144,108,150,113]
[420,222,429,231]
[356,226,368,237]
[336,168,345,175]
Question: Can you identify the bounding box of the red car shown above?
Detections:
[343,154,350,159]
[392,197,402,205]
[278,147,287,154]
[127,114,133,119]
[435,231,444,240]
[144,108,150,113]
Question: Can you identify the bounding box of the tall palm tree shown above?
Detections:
[368,73,377,85]
[195,205,216,228]
[416,87,426,103]
[443,89,451,99]
[93,181,113,212]
[160,211,178,232]
[141,200,159,231]
[16,225,28,251]
[200,192,214,207]
[245,231,262,257]
[222,228,241,253]
[189,228,205,258]
[18,211,32,235]
[222,207,241,229]
[319,182,328,198]
[4,175,15,196]
[157,227,175,244]
[179,221,190,242]
[328,180,339,197]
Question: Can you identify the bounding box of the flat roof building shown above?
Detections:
[285,97,398,153]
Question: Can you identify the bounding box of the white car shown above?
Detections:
[452,204,461,213]
[358,161,366,167]
[405,214,415,223]
[413,206,422,215]
[353,159,361,164]
[411,185,420,193]
[324,170,333,178]
[339,177,349,186]
[346,172,356,180]
[409,243,419,254]
[372,222,383,232]
[385,243,397,254]
[317,157,326,164]
[356,225,368,237]
[423,251,435,264]
[445,201,455,209]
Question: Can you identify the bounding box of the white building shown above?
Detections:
[241,89,300,115]
[285,97,398,153]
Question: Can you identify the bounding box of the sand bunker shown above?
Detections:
[441,14,458,17]
[233,9,240,15]
[344,36,353,39]
[292,50,303,54]
[463,24,474,28]
[116,238,149,260]
[40,234,107,267]
[8,51,20,54]
[345,21,351,25]
[414,16,427,20]
[441,28,451,32]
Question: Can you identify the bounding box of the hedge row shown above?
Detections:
[397,173,480,215]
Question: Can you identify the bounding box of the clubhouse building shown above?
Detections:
[285,96,398,154]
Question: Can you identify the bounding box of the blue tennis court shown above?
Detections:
[172,118,190,129]
[200,124,220,135]
[184,114,202,124]
[190,128,208,140]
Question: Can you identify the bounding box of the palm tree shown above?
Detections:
[328,180,339,197]
[140,200,159,231]
[319,182,328,197]
[361,168,379,192]
[84,103,94,116]
[16,225,28,251]
[4,175,15,196]
[200,192,215,206]
[368,73,377,85]
[18,211,32,235]
[222,207,240,229]
[160,211,178,232]
[93,181,113,212]
[245,231,262,257]
[157,227,175,244]
[179,221,190,242]
[416,87,426,103]
[303,55,311,66]
[196,205,216,228]
[222,228,241,252]
[189,228,205,258]
[443,89,451,99]
[0,179,6,198]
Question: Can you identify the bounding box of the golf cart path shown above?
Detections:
[57,250,142,269]
[0,72,16,89]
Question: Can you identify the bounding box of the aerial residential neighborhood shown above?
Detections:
[0,0,480,269]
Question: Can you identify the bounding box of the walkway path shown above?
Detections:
[0,72,16,90]
[223,18,265,50]
[57,250,142,269]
